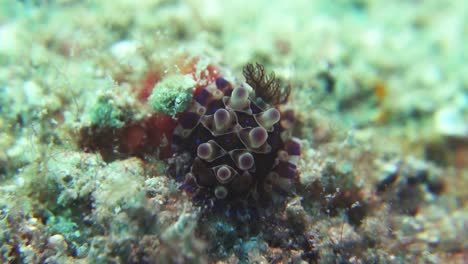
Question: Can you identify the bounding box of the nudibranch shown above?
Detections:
[168,63,301,214]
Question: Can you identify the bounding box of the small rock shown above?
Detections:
[48,234,68,251]
[110,40,138,61]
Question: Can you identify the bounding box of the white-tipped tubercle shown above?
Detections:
[197,143,213,160]
[248,127,268,149]
[254,108,280,131]
[225,85,251,111]
[196,140,225,162]
[214,108,231,132]
[215,165,234,184]
[214,185,228,199]
[238,152,254,170]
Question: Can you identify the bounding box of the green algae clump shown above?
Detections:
[148,74,196,116]
[90,95,125,128]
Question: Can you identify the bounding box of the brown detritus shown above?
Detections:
[375,160,443,216]
[261,217,316,260]
[376,169,399,194]
[426,179,445,195]
[448,137,468,169]
[391,185,423,215]
[79,126,119,161]
[324,187,368,225]
[274,39,291,55]
[423,136,468,170]
[317,70,336,94]
[243,63,291,105]
[423,141,450,166]
[301,179,324,201]
[347,201,369,226]
[373,80,387,103]
[373,79,389,124]
[79,113,177,162]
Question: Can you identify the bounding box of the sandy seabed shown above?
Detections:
[0,1,466,263]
